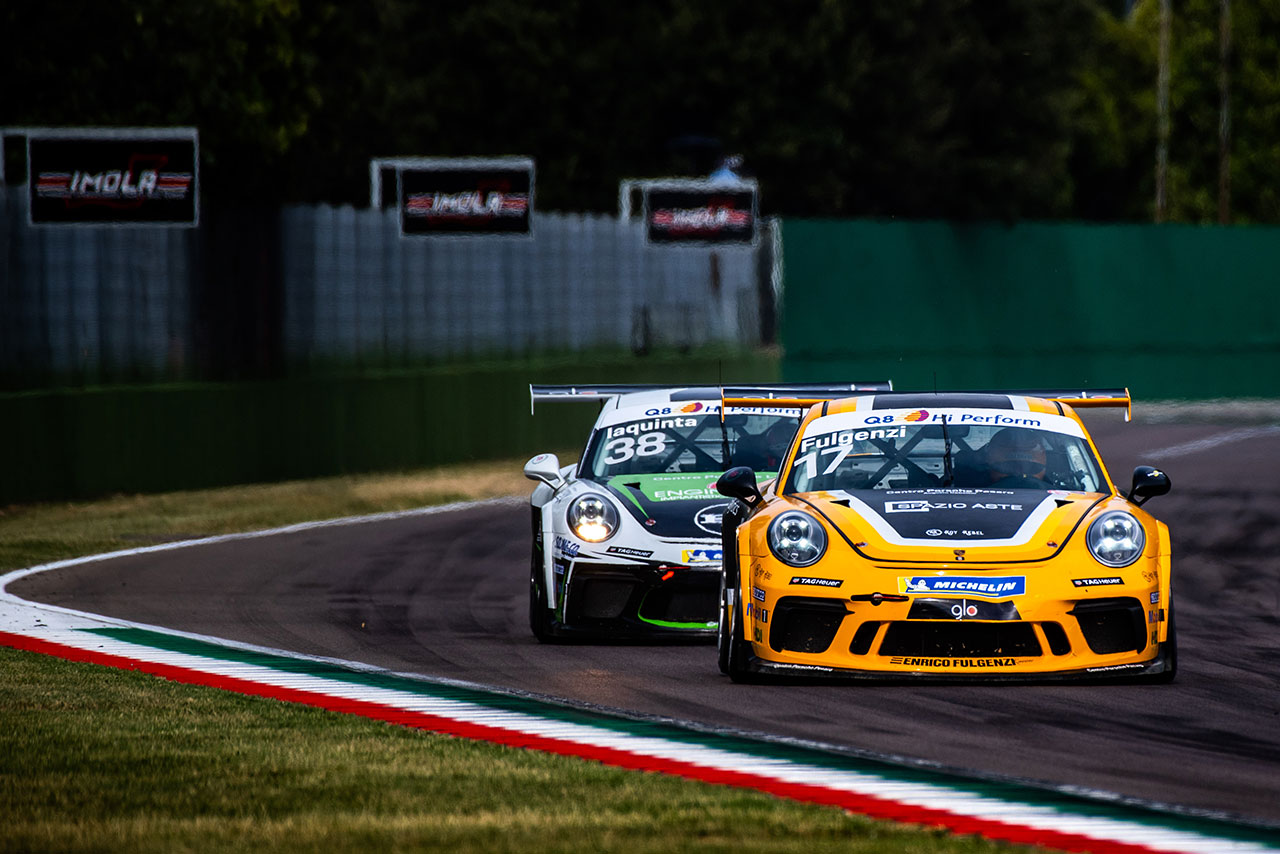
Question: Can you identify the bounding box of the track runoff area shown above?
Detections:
[3,501,1278,854]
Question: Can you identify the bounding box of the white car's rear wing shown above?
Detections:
[529,382,893,414]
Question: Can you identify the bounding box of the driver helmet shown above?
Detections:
[984,428,1047,480]
[763,421,795,468]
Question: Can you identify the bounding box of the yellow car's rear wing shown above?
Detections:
[720,387,1133,422]
[530,382,893,414]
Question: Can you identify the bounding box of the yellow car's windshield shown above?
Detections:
[785,420,1103,493]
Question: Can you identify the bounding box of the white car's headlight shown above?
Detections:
[567,493,619,542]
[1087,511,1146,567]
[768,511,827,567]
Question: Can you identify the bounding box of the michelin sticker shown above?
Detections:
[898,576,1025,598]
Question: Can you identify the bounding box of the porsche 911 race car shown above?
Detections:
[713,388,1176,682]
[523,382,891,641]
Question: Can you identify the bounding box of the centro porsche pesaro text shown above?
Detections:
[523,383,891,641]
[714,389,1175,682]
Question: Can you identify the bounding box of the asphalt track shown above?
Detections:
[12,411,1280,825]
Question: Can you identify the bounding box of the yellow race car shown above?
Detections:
[714,389,1175,683]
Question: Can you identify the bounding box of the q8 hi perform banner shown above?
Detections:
[398,158,533,236]
[26,128,199,226]
[644,181,758,245]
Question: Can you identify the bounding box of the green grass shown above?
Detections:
[0,460,1047,854]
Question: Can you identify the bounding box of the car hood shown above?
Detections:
[600,473,773,540]
[806,487,1106,562]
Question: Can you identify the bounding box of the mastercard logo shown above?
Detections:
[681,402,705,413]
[904,409,930,422]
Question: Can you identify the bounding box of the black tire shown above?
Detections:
[717,499,758,682]
[528,508,556,643]
[1147,603,1177,684]
[716,571,732,674]
[723,587,756,683]
[718,500,745,675]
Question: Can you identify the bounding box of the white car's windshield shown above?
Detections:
[585,410,799,478]
[786,419,1104,493]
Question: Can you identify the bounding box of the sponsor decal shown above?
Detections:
[898,576,1025,598]
[681,548,722,563]
[924,528,985,537]
[606,417,697,440]
[606,546,653,558]
[1085,663,1146,673]
[857,413,1042,428]
[908,598,1021,621]
[886,488,1017,496]
[554,536,580,558]
[790,576,842,588]
[694,503,730,535]
[889,657,1017,668]
[799,425,905,453]
[1150,591,1160,604]
[1071,577,1124,587]
[885,500,1023,513]
[752,586,767,601]
[753,626,763,642]
[1148,610,1160,624]
[680,402,705,413]
[652,487,719,501]
[755,607,769,624]
[752,565,772,581]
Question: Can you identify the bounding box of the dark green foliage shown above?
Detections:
[2,0,1277,221]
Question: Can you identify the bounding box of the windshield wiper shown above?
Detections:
[940,415,954,486]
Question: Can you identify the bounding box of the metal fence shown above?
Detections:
[1,187,777,389]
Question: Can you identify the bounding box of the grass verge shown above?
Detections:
[0,458,1044,854]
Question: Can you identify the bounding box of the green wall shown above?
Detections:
[0,350,778,503]
[779,220,1280,400]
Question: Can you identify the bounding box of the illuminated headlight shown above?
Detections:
[567,493,619,542]
[1087,511,1146,567]
[768,511,827,567]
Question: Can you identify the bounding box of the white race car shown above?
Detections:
[523,383,891,641]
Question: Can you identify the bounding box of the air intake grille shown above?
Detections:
[769,597,848,654]
[879,622,1042,658]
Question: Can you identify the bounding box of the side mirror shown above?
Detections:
[524,453,565,491]
[717,465,763,507]
[1129,465,1171,506]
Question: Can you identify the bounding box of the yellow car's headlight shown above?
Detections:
[768,511,827,567]
[1087,511,1146,567]
[567,493,619,542]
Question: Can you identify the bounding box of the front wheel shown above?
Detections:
[717,571,755,683]
[529,542,556,643]
[716,573,732,674]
